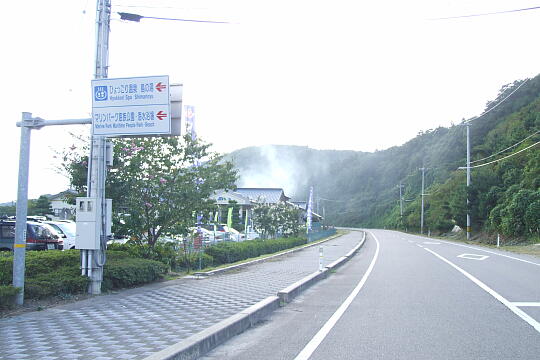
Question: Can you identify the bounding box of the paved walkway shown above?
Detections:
[0,232,362,360]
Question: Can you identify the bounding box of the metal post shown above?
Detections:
[420,167,425,235]
[12,112,33,305]
[398,183,403,218]
[466,123,471,240]
[85,0,111,295]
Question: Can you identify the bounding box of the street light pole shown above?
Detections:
[12,113,33,305]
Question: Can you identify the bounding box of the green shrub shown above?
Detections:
[177,253,214,272]
[24,268,90,299]
[102,257,168,291]
[0,285,21,309]
[205,237,307,265]
[0,255,12,285]
[108,241,181,268]
[0,249,167,301]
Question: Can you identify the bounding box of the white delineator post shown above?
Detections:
[319,246,324,271]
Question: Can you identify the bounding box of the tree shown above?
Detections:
[252,202,302,239]
[30,195,53,216]
[109,135,237,246]
[60,135,237,247]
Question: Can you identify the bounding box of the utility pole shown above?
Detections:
[419,167,428,235]
[84,0,111,294]
[397,182,404,226]
[466,122,471,240]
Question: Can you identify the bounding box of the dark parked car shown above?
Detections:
[0,220,61,251]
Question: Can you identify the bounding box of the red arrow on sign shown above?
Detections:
[156,111,167,120]
[156,110,167,120]
[155,82,167,92]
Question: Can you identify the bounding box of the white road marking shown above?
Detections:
[512,302,540,307]
[457,253,489,261]
[423,241,440,245]
[294,232,380,360]
[431,239,540,267]
[423,247,540,334]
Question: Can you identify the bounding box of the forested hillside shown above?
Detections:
[228,74,540,241]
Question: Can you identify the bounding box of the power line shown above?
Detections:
[471,129,540,164]
[460,140,540,169]
[464,79,529,124]
[429,5,540,20]
[318,197,346,202]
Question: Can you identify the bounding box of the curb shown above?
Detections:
[195,231,344,277]
[277,231,367,304]
[144,296,280,360]
[146,230,366,360]
[277,269,329,304]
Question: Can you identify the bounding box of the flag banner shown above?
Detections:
[227,207,233,229]
[306,186,313,233]
[244,209,249,233]
[184,105,196,140]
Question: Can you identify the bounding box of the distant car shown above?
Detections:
[44,221,76,250]
[0,220,61,251]
[191,225,225,243]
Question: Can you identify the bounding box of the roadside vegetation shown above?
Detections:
[0,235,311,311]
[229,74,540,245]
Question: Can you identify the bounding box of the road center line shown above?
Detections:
[432,239,540,267]
[293,232,380,360]
[423,247,540,334]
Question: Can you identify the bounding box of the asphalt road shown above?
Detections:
[201,230,540,360]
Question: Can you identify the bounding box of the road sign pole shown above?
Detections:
[12,112,33,305]
[83,0,111,294]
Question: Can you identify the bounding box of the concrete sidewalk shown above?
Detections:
[0,231,363,360]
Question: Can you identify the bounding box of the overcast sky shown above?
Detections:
[1,0,539,202]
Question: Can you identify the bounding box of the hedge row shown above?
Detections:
[0,250,168,308]
[102,257,168,291]
[0,285,20,310]
[1,236,309,309]
[205,237,307,265]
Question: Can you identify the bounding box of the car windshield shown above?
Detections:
[47,223,65,235]
[55,222,76,237]
[30,224,54,239]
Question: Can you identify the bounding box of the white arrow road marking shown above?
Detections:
[424,247,540,334]
[457,253,489,261]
